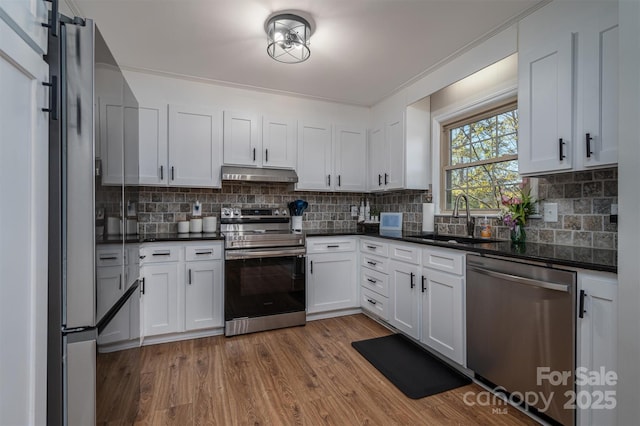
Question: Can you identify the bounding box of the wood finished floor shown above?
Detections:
[98,314,539,425]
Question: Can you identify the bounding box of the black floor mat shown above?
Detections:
[351,334,471,399]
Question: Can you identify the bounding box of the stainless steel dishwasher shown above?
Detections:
[466,254,576,426]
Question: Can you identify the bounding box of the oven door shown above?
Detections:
[225,248,306,321]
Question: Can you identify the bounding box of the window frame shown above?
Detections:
[439,98,519,214]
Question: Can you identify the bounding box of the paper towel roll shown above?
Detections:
[422,203,435,233]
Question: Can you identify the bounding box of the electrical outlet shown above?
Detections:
[610,203,618,223]
[544,203,558,222]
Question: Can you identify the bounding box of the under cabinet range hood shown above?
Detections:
[221,166,298,183]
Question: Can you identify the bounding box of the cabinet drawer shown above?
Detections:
[360,238,389,257]
[361,253,389,274]
[361,267,389,297]
[422,247,464,275]
[140,245,180,263]
[306,237,355,254]
[361,287,389,321]
[185,244,222,261]
[390,243,421,265]
[96,248,123,267]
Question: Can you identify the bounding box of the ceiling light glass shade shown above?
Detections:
[266,13,311,64]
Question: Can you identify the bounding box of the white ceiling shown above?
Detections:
[68,0,544,106]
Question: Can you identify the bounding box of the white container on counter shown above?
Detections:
[202,216,217,233]
[189,218,202,233]
[177,221,189,234]
[291,216,302,232]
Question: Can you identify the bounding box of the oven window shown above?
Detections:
[225,256,305,320]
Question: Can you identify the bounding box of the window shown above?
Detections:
[441,100,520,212]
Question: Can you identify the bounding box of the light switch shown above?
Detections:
[544,203,558,222]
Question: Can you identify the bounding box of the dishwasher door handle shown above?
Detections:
[467,265,570,292]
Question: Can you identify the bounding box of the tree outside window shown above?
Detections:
[442,101,521,212]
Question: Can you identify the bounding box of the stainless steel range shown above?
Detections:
[221,208,306,336]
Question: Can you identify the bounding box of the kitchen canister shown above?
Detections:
[203,216,217,233]
[106,216,122,235]
[291,216,303,232]
[189,218,202,233]
[177,221,189,234]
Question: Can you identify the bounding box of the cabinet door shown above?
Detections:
[368,126,385,191]
[262,115,296,169]
[518,33,573,175]
[96,265,124,321]
[0,0,48,53]
[334,126,367,191]
[307,253,358,314]
[98,300,130,345]
[579,3,618,169]
[420,269,464,365]
[142,263,179,336]
[296,121,332,190]
[0,24,49,425]
[138,103,168,185]
[577,272,617,426]
[389,260,420,339]
[168,104,222,187]
[185,260,223,330]
[385,114,405,190]
[99,96,124,185]
[223,110,260,166]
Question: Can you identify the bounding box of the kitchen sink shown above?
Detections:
[415,234,491,245]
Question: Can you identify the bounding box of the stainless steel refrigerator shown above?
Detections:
[47,15,141,425]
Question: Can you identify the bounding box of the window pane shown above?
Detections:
[443,104,520,212]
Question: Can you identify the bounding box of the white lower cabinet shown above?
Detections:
[185,260,223,330]
[306,237,359,315]
[142,262,180,337]
[389,259,421,340]
[576,270,617,426]
[140,241,223,342]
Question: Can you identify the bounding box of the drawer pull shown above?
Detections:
[367,261,377,266]
[152,252,171,256]
[99,256,118,261]
[410,272,415,289]
[367,278,377,284]
[367,298,377,305]
[366,245,377,250]
[195,250,213,255]
[326,245,340,248]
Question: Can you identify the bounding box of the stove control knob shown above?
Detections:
[233,208,240,217]
[281,209,288,216]
[274,210,279,215]
[222,208,231,217]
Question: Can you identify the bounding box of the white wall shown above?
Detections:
[616,0,640,423]
[123,70,369,128]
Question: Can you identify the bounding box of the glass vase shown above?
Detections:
[510,224,526,245]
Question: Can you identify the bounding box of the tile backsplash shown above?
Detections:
[136,167,617,249]
[137,183,369,234]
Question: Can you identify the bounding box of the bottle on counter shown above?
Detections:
[480,216,492,239]
[365,199,371,221]
[359,199,365,222]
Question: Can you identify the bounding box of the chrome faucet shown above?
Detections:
[452,193,476,238]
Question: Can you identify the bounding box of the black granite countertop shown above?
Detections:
[304,229,617,273]
[98,232,225,244]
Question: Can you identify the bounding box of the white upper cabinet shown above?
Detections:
[99,97,125,185]
[577,3,618,169]
[518,1,618,176]
[262,115,297,169]
[222,111,297,169]
[138,103,168,185]
[0,0,48,53]
[168,104,222,187]
[223,110,260,166]
[333,125,367,191]
[296,121,333,190]
[368,95,430,192]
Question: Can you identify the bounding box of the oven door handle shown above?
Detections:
[225,247,306,260]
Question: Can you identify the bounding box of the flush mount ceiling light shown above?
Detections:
[265,12,314,64]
